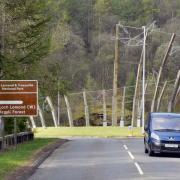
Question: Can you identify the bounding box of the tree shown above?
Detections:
[0,0,51,79]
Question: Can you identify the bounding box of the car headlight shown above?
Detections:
[151,132,160,141]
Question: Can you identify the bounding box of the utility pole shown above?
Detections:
[142,26,146,133]
[137,83,148,128]
[112,23,119,126]
[131,51,143,128]
[151,33,176,112]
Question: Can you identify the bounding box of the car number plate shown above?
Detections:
[165,144,178,148]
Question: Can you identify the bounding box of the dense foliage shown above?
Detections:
[0,0,179,131]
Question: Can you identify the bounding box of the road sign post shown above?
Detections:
[0,80,38,117]
[14,117,17,149]
[0,80,38,150]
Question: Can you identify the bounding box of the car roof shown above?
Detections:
[150,112,180,118]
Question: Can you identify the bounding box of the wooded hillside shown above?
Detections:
[0,0,180,130]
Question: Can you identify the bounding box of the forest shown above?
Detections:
[0,0,180,131]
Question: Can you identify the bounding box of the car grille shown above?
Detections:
[161,146,180,152]
[161,140,180,144]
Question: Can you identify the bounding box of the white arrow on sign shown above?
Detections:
[0,101,23,105]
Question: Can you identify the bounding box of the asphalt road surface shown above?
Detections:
[29,138,180,180]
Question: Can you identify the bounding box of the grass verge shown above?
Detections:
[0,138,58,180]
[34,127,143,138]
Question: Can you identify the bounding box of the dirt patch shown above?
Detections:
[7,139,68,180]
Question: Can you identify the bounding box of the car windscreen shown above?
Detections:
[152,116,180,131]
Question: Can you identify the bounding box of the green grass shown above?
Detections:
[0,138,58,180]
[34,127,143,138]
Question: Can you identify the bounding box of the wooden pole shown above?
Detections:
[174,86,180,106]
[131,51,143,128]
[137,83,148,127]
[83,91,90,126]
[168,70,180,112]
[64,95,73,127]
[57,91,60,126]
[156,81,167,111]
[29,116,36,128]
[38,105,46,128]
[151,33,176,112]
[120,86,126,127]
[136,100,141,127]
[112,23,119,126]
[102,90,107,126]
[46,96,57,127]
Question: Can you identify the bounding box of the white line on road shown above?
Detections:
[123,144,128,150]
[127,151,135,160]
[134,162,144,175]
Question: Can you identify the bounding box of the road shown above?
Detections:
[29,138,180,180]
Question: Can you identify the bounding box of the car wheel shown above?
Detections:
[148,146,154,156]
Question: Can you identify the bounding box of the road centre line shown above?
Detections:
[127,151,135,160]
[123,144,144,175]
[123,144,128,150]
[134,162,144,175]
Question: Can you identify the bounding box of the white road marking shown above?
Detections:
[127,151,135,160]
[123,142,144,175]
[123,144,128,150]
[134,162,144,175]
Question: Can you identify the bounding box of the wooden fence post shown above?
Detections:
[120,87,126,127]
[38,105,46,128]
[102,90,107,126]
[136,83,148,127]
[64,95,73,127]
[168,70,180,112]
[29,116,36,128]
[57,91,60,126]
[46,96,58,127]
[174,86,180,106]
[156,81,167,111]
[136,100,141,127]
[151,33,176,112]
[83,91,90,126]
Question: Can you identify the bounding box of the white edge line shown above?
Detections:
[134,162,144,175]
[123,144,128,150]
[128,151,135,160]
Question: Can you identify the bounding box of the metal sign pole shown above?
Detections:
[0,117,5,150]
[14,118,17,149]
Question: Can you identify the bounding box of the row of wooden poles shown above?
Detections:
[29,70,179,129]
